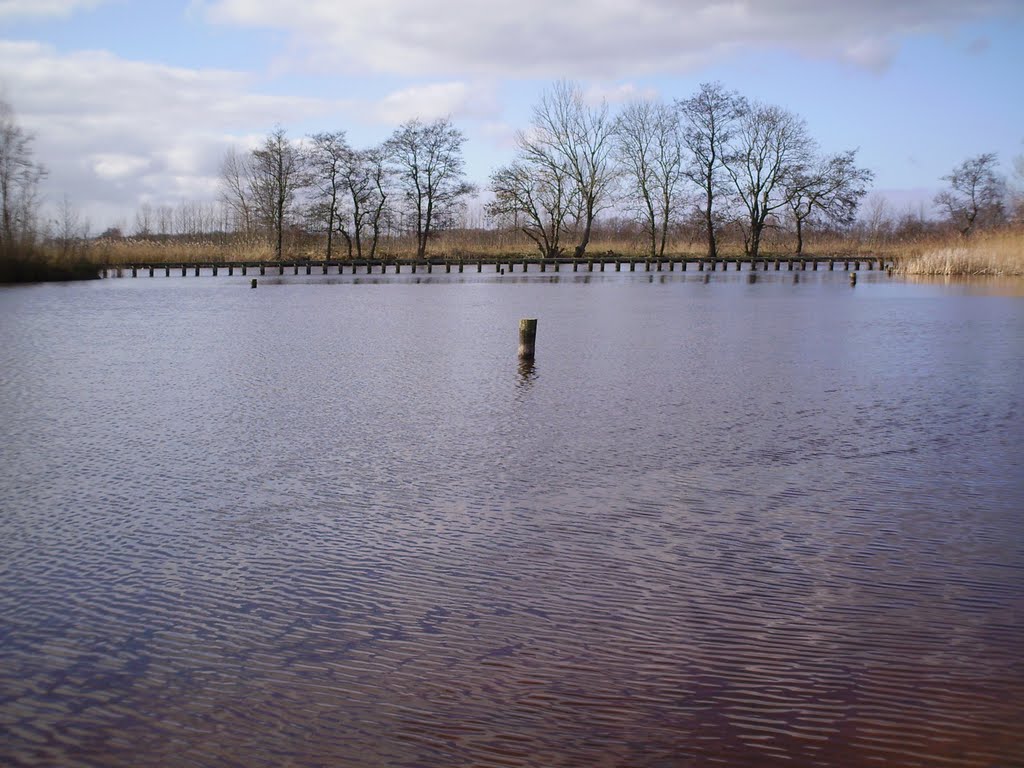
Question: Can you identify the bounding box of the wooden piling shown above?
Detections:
[242,264,247,275]
[228,265,233,276]
[131,266,137,278]
[260,265,265,275]
[195,265,200,276]
[850,272,857,284]
[518,318,538,359]
[212,265,218,276]
[182,265,187,276]
[251,278,257,289]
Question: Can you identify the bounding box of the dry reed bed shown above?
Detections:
[889,231,1024,276]
[87,230,1024,276]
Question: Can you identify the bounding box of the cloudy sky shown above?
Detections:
[1,0,1022,230]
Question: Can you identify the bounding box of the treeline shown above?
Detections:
[213,81,875,262]
[3,83,1022,277]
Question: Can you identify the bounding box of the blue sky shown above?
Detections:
[1,0,1022,230]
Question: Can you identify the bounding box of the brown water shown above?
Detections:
[1,271,1022,767]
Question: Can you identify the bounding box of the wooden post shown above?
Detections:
[518,318,537,359]
[630,261,635,272]
[850,272,857,285]
[459,261,464,273]
[774,260,780,271]
[698,261,704,271]
[148,266,154,277]
[228,265,233,276]
[812,260,817,271]
[323,263,328,274]
[828,260,834,271]
[195,265,200,276]
[573,260,578,272]
[251,278,257,289]
[212,265,218,276]
[182,265,187,276]
[260,265,265,275]
[242,264,247,276]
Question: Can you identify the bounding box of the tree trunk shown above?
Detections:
[703,187,717,260]
[794,217,803,255]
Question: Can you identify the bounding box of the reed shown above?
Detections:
[73,226,1024,278]
[889,230,1024,276]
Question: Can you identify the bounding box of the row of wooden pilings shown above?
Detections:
[107,256,890,279]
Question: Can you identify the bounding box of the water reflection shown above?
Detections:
[516,357,537,388]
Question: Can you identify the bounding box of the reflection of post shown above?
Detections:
[518,358,536,381]
[518,318,537,359]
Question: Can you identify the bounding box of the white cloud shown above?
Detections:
[372,82,499,124]
[583,83,660,106]
[91,153,150,180]
[0,41,344,227]
[0,0,107,19]
[200,0,1023,77]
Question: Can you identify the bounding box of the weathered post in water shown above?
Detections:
[251,278,257,289]
[518,318,538,360]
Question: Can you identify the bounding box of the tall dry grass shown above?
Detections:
[890,230,1024,276]
[83,227,1024,278]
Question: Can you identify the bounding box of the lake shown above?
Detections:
[1,270,1022,767]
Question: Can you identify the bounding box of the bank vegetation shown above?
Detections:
[3,85,1022,281]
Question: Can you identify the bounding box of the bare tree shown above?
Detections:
[54,194,88,260]
[678,82,746,260]
[219,146,254,236]
[306,131,351,259]
[934,153,1006,236]
[724,102,813,259]
[787,149,874,254]
[614,100,687,259]
[0,98,47,253]
[343,147,390,260]
[133,202,153,236]
[386,117,473,260]
[521,81,617,259]
[250,127,307,259]
[487,158,578,259]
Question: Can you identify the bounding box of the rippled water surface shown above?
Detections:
[2,271,1023,767]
